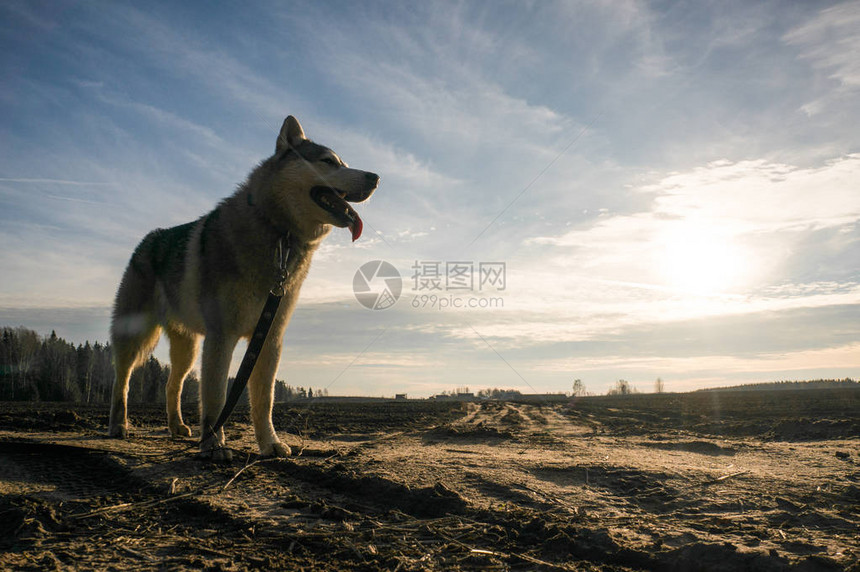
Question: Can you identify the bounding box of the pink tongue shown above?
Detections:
[349,215,363,242]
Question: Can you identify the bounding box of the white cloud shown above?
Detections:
[312,125,462,192]
[783,2,860,121]
[483,155,860,356]
[282,4,578,157]
[530,155,860,290]
[95,91,225,149]
[645,155,860,232]
[0,178,114,187]
[784,1,860,88]
[324,55,573,155]
[100,6,302,121]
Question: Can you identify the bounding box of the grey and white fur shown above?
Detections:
[108,116,379,461]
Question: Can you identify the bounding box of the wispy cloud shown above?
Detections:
[0,178,114,186]
[782,0,860,134]
[93,91,226,149]
[645,156,860,232]
[784,1,860,88]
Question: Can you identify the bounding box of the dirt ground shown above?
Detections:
[1,388,858,571]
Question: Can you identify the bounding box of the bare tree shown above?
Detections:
[608,379,631,396]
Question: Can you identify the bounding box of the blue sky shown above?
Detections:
[1,0,858,396]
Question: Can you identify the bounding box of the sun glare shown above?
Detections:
[657,223,749,296]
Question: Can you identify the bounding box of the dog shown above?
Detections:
[108,116,379,460]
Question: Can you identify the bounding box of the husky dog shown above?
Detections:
[108,116,379,460]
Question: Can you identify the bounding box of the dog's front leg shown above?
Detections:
[199,333,238,462]
[248,334,290,457]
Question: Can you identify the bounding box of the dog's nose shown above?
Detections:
[365,172,380,188]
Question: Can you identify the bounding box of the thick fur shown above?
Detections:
[108,116,378,461]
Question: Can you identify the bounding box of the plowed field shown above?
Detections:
[1,389,858,571]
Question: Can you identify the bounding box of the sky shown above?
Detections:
[1,0,858,397]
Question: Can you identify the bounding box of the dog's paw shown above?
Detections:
[108,424,128,439]
[199,433,233,462]
[260,441,291,458]
[197,446,233,463]
[212,447,233,462]
[169,423,192,438]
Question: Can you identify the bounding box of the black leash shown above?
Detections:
[200,234,293,448]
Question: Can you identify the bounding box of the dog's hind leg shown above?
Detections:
[109,321,162,438]
[109,234,164,438]
[165,327,200,438]
[248,335,291,457]
[199,333,238,462]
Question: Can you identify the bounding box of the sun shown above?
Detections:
[657,223,748,296]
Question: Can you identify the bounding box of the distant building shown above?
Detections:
[429,392,477,401]
[395,393,407,400]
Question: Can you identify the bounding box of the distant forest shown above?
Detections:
[697,379,858,392]
[2,326,856,404]
[0,326,322,404]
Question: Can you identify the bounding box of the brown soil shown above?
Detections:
[1,389,858,571]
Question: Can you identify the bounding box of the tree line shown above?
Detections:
[696,379,857,392]
[0,326,325,404]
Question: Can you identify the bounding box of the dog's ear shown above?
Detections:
[276,116,306,154]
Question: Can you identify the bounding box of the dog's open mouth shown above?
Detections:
[310,186,363,241]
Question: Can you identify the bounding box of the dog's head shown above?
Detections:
[271,116,379,242]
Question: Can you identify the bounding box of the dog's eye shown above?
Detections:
[321,158,337,166]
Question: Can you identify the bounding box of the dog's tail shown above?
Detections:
[110,230,167,370]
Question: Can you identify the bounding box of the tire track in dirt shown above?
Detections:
[0,441,141,500]
[428,401,592,445]
[508,402,594,442]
